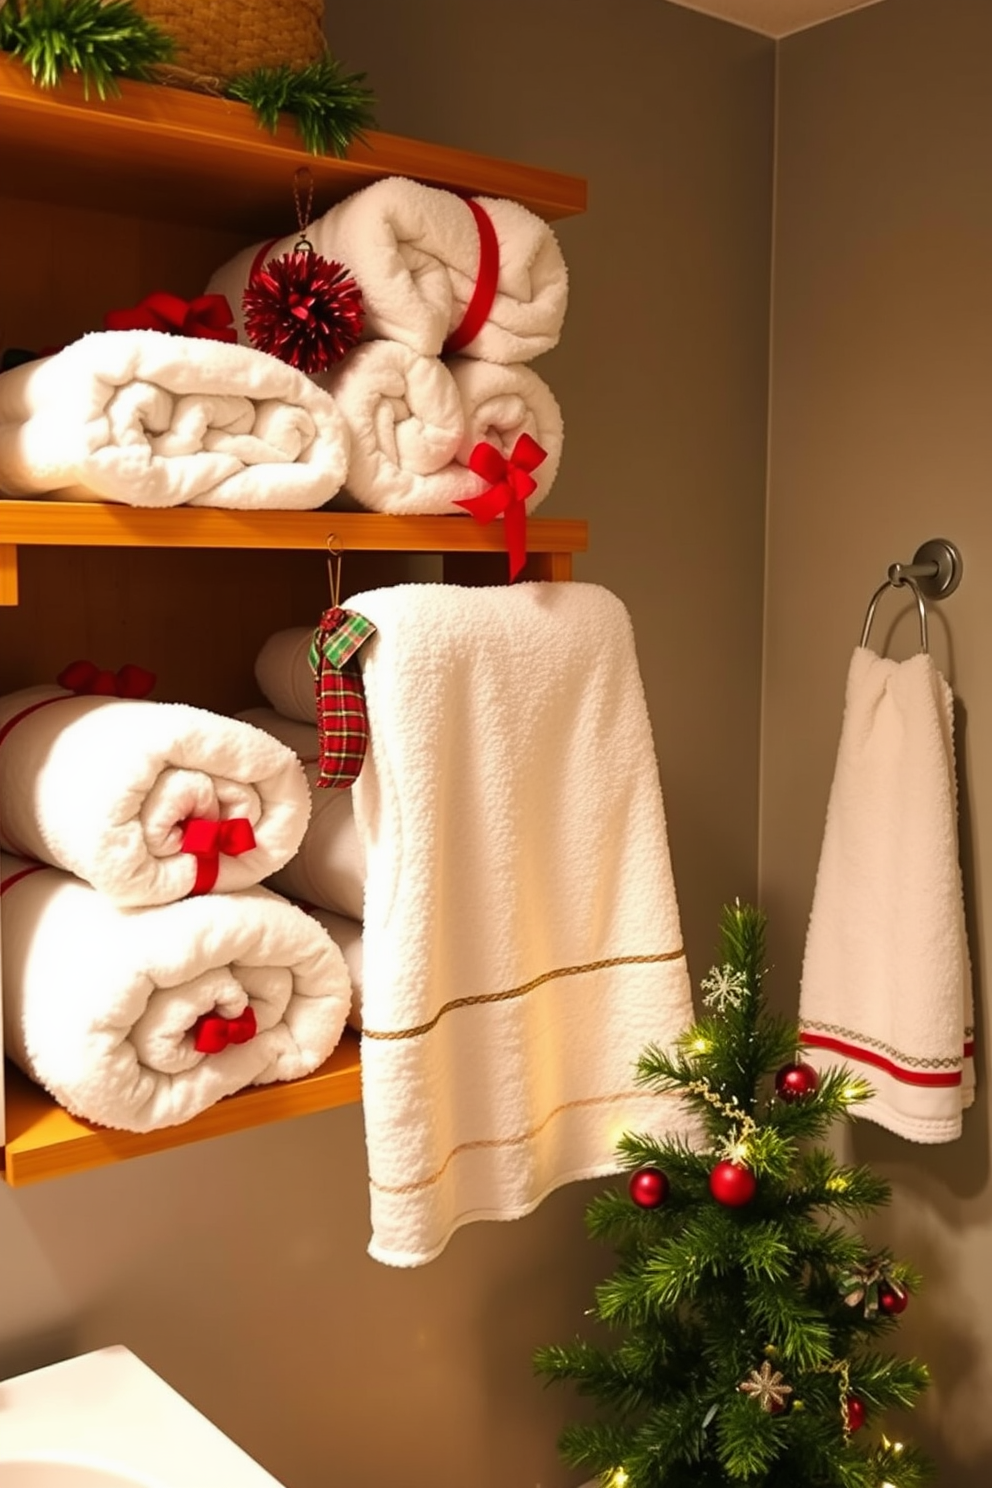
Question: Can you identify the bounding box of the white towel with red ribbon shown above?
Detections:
[0,854,351,1132]
[0,680,310,907]
[206,176,569,363]
[799,646,975,1142]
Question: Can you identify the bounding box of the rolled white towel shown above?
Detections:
[237,706,367,920]
[316,344,562,516]
[254,628,319,725]
[0,685,311,906]
[0,329,350,509]
[298,904,364,1030]
[0,854,352,1133]
[206,177,568,363]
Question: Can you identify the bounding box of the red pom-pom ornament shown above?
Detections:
[709,1160,757,1207]
[775,1061,819,1102]
[878,1280,910,1316]
[243,248,364,374]
[844,1396,867,1432]
[628,1167,670,1209]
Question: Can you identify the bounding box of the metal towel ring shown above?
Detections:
[858,538,963,655]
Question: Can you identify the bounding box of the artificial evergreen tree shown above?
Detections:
[535,901,933,1487]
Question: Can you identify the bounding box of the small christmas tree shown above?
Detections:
[534,901,932,1487]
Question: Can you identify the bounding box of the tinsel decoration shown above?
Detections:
[243,168,365,374]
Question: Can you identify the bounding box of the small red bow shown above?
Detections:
[192,1005,258,1055]
[454,434,547,581]
[181,817,257,896]
[104,291,237,343]
[57,659,156,698]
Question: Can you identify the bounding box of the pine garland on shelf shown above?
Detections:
[0,0,173,97]
[0,0,376,154]
[534,901,933,1488]
[226,56,376,158]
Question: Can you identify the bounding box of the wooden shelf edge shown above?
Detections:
[1,1030,362,1186]
[0,503,589,555]
[0,55,587,224]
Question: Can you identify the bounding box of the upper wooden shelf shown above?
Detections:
[0,55,588,231]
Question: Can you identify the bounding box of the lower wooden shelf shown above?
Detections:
[1,1029,362,1187]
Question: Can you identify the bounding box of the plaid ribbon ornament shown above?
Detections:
[840,1258,906,1317]
[308,606,377,788]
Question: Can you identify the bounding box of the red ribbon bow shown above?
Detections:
[57,659,156,698]
[181,816,257,896]
[104,291,237,343]
[192,1005,258,1055]
[454,434,547,581]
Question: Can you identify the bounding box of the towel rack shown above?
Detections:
[859,538,963,653]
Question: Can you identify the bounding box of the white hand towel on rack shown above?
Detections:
[346,581,697,1267]
[798,646,974,1141]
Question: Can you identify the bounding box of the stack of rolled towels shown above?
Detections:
[237,628,368,1026]
[205,177,568,517]
[0,677,355,1131]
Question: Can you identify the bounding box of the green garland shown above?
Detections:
[227,57,376,158]
[0,0,377,155]
[0,0,174,98]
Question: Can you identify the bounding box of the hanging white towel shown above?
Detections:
[347,582,697,1267]
[0,854,352,1132]
[798,646,974,1142]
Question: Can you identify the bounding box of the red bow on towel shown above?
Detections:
[192,1006,258,1055]
[454,434,547,582]
[181,817,257,896]
[57,660,156,698]
[104,291,237,343]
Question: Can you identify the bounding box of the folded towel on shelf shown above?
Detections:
[298,903,364,1029]
[313,343,562,517]
[347,581,697,1267]
[206,177,569,363]
[0,685,311,906]
[0,854,352,1132]
[238,706,367,919]
[799,646,974,1142]
[0,329,350,508]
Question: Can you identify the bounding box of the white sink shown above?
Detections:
[0,1347,286,1487]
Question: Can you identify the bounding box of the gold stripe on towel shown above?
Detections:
[369,1085,669,1195]
[361,949,686,1043]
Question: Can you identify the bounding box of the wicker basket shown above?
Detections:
[134,0,327,86]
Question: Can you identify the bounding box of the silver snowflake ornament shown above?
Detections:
[739,1360,793,1413]
[700,963,749,1012]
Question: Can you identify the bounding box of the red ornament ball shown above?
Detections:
[243,249,365,373]
[628,1166,670,1209]
[844,1396,867,1432]
[878,1281,910,1316]
[708,1160,757,1207]
[775,1061,820,1102]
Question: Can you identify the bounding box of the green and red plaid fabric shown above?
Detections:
[308,606,377,789]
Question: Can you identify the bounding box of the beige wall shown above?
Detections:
[765,0,992,1478]
[0,5,774,1487]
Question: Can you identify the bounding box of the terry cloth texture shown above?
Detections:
[799,646,974,1142]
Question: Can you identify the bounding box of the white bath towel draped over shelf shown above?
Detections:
[331,581,697,1267]
[799,646,974,1142]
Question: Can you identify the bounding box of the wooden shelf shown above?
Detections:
[2,1030,362,1186]
[0,55,587,230]
[0,503,588,602]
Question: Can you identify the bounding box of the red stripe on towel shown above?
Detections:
[0,863,46,895]
[800,1030,963,1087]
[442,200,500,356]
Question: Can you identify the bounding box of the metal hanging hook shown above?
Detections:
[326,534,343,609]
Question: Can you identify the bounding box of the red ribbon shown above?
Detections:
[192,1005,258,1055]
[57,659,156,698]
[454,434,547,581]
[442,200,500,356]
[181,816,257,896]
[104,292,237,343]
